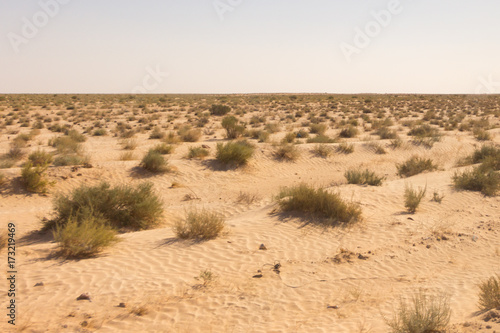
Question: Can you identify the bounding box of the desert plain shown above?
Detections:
[0,93,499,332]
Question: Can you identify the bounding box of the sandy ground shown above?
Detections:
[0,94,499,332]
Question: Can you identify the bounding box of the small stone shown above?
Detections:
[81,321,88,327]
[486,325,492,329]
[34,282,44,287]
[358,254,368,260]
[252,274,263,278]
[327,305,339,309]
[407,217,414,221]
[201,145,210,149]
[118,303,126,308]
[77,173,82,177]
[442,235,449,241]
[259,244,267,250]
[76,293,91,301]
[426,245,431,249]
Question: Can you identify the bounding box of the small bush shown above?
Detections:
[408,124,441,148]
[67,129,86,142]
[152,143,174,155]
[121,139,138,150]
[28,149,53,166]
[453,163,500,196]
[312,144,332,158]
[7,145,25,160]
[210,104,231,116]
[187,146,210,160]
[274,144,300,161]
[460,145,500,170]
[216,140,254,167]
[473,128,491,141]
[309,123,327,135]
[386,291,451,333]
[337,142,354,154]
[149,127,165,139]
[53,213,116,259]
[281,132,296,144]
[53,154,89,166]
[119,151,136,161]
[21,162,52,193]
[431,190,444,203]
[376,127,398,140]
[174,209,225,240]
[397,156,437,178]
[339,126,358,138]
[478,274,500,310]
[48,182,163,230]
[140,150,170,173]
[345,169,384,186]
[50,136,82,154]
[92,128,107,136]
[178,126,202,142]
[222,115,245,139]
[307,135,336,144]
[404,184,426,213]
[277,183,362,225]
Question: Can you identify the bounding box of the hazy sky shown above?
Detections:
[1,0,499,94]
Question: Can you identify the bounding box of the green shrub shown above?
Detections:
[274,144,300,161]
[140,150,170,173]
[404,184,426,213]
[453,163,500,196]
[408,124,441,147]
[119,151,136,161]
[460,145,500,170]
[174,209,225,240]
[67,129,86,142]
[48,182,163,231]
[216,141,254,167]
[152,143,174,155]
[210,104,231,116]
[339,126,358,138]
[7,145,25,160]
[222,115,245,139]
[277,183,362,225]
[187,146,210,159]
[21,162,52,193]
[53,213,116,259]
[478,274,500,310]
[345,169,384,186]
[397,156,437,178]
[386,291,451,333]
[28,149,53,166]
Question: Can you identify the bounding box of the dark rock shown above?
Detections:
[252,274,263,278]
[259,244,267,250]
[118,303,126,308]
[76,293,91,301]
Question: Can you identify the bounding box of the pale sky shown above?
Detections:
[1,0,499,94]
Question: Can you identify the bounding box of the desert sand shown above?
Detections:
[0,94,499,332]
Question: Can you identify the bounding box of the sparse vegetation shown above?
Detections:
[478,274,500,310]
[21,162,52,193]
[140,150,170,173]
[312,144,332,158]
[453,162,500,196]
[397,156,437,178]
[47,181,163,231]
[345,168,384,186]
[277,183,362,225]
[404,184,426,213]
[210,104,231,116]
[28,149,53,166]
[216,140,254,167]
[386,291,451,333]
[187,146,210,159]
[274,143,300,161]
[337,142,354,154]
[174,209,225,240]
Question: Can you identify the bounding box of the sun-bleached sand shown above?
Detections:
[0,94,499,332]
